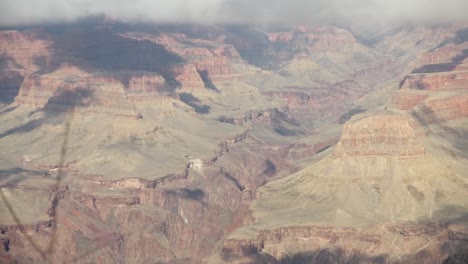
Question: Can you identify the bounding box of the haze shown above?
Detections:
[1,0,468,28]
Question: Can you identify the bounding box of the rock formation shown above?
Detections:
[215,25,468,264]
[0,22,467,264]
[333,115,425,157]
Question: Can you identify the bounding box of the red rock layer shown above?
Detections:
[416,45,467,66]
[123,31,241,85]
[221,223,466,263]
[265,81,364,112]
[268,26,357,53]
[264,91,318,109]
[179,46,239,84]
[401,71,468,90]
[195,56,236,82]
[124,74,167,94]
[0,30,52,72]
[174,64,205,89]
[14,67,140,118]
[415,96,468,123]
[390,91,429,110]
[289,137,339,160]
[0,71,25,102]
[211,45,242,58]
[333,115,425,157]
[123,73,177,102]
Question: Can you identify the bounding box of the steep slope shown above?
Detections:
[217,27,468,264]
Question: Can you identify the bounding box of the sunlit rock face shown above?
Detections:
[333,115,425,158]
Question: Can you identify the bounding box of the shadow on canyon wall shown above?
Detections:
[178,93,211,114]
[164,188,206,203]
[0,55,25,104]
[260,159,277,177]
[222,171,245,192]
[33,24,185,90]
[197,69,220,92]
[221,205,468,264]
[411,104,468,159]
[411,49,468,74]
[223,236,468,264]
[223,25,294,70]
[338,108,367,124]
[412,28,468,74]
[0,87,94,139]
[271,109,305,137]
[0,88,95,260]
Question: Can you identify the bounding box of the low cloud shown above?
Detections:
[1,0,467,27]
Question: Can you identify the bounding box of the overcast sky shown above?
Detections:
[1,0,467,28]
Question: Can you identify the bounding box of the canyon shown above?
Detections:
[0,21,467,264]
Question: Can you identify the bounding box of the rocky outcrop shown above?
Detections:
[11,64,183,116]
[418,49,462,65]
[174,64,205,89]
[333,115,425,157]
[211,45,242,59]
[401,71,468,90]
[288,137,339,160]
[184,46,239,83]
[0,71,25,103]
[122,31,241,84]
[0,30,53,104]
[195,57,236,82]
[124,74,168,94]
[13,68,141,118]
[413,95,468,124]
[0,220,52,233]
[264,91,319,109]
[390,91,429,110]
[265,81,365,112]
[2,22,467,264]
[268,26,357,53]
[221,223,467,263]
[412,42,468,72]
[0,30,53,72]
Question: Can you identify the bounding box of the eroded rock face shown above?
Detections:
[390,91,429,111]
[1,23,467,264]
[401,71,468,90]
[0,71,25,104]
[174,64,206,89]
[122,31,241,86]
[0,30,53,72]
[265,91,319,109]
[215,25,468,264]
[269,26,357,53]
[0,30,53,104]
[221,224,468,264]
[414,96,468,124]
[13,66,140,118]
[333,115,425,157]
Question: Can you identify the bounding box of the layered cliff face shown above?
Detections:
[0,30,53,72]
[391,28,468,126]
[120,30,242,89]
[12,65,141,118]
[0,30,53,104]
[219,113,468,263]
[267,26,357,53]
[246,25,415,126]
[401,72,468,91]
[217,26,468,264]
[333,115,425,157]
[1,22,467,264]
